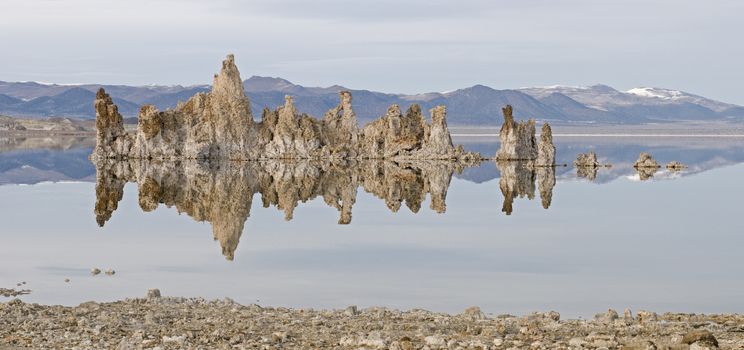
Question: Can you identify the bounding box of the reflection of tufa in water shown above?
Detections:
[93,159,468,260]
[573,151,612,182]
[91,55,480,162]
[496,161,555,215]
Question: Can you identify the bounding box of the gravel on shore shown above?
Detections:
[1,294,743,349]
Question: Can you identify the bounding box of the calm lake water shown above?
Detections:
[1,135,743,318]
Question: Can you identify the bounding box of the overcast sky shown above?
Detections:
[1,0,742,104]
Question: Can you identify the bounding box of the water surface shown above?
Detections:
[1,135,742,318]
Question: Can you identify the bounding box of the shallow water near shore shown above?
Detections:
[1,135,743,318]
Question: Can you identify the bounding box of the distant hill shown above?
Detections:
[0,78,742,125]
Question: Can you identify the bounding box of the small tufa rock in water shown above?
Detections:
[573,151,608,181]
[91,268,101,276]
[634,152,660,168]
[147,289,161,299]
[573,151,600,167]
[666,160,687,170]
[104,269,116,276]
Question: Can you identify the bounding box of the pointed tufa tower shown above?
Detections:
[495,105,555,166]
[209,54,254,156]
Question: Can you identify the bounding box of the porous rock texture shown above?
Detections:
[92,55,478,162]
[634,152,660,168]
[573,151,605,181]
[636,167,658,181]
[94,159,470,260]
[536,123,556,166]
[2,298,742,349]
[494,105,555,165]
[573,151,600,168]
[667,160,687,170]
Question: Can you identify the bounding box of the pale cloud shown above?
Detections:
[0,0,742,104]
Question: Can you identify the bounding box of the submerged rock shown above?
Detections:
[634,152,660,168]
[92,54,479,162]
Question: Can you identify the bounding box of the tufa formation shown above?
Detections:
[495,105,555,166]
[573,151,600,168]
[633,152,660,168]
[666,161,687,170]
[573,151,612,181]
[91,54,479,162]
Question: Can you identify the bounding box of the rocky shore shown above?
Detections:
[1,295,742,349]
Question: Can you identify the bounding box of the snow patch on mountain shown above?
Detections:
[626,87,684,100]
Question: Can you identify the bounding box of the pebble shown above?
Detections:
[0,297,741,349]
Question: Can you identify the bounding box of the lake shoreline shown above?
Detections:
[1,295,741,349]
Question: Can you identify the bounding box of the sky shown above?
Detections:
[1,0,743,104]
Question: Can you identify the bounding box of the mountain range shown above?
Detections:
[1,78,743,125]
